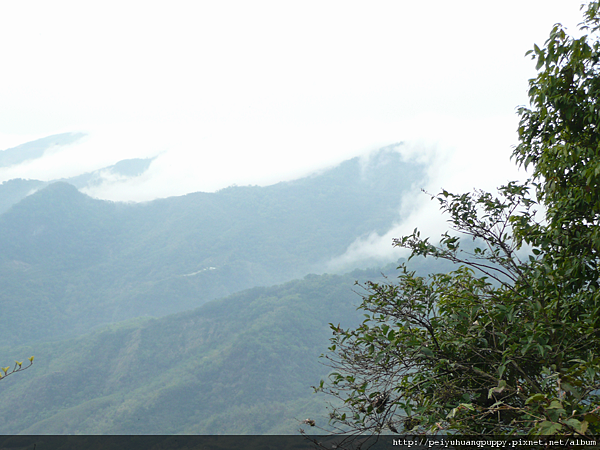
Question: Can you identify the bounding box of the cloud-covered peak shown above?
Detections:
[0,132,86,168]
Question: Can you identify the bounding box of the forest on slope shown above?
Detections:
[0,145,424,347]
[0,260,452,435]
[0,269,386,434]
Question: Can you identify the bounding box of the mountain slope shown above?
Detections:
[0,268,392,434]
[0,178,48,215]
[0,146,426,345]
[0,157,155,214]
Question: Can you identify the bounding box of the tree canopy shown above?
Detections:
[313,1,600,440]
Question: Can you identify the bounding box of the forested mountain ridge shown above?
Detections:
[0,268,390,434]
[0,156,154,215]
[0,145,425,346]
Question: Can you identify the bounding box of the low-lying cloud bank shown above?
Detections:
[324,115,530,272]
[0,112,529,273]
[1,113,524,203]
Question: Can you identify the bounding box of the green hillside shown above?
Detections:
[0,268,391,434]
[0,146,425,346]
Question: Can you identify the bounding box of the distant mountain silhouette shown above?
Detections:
[0,132,85,167]
[0,155,156,214]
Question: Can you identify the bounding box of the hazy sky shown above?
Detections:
[0,1,584,205]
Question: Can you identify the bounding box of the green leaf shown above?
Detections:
[565,418,584,433]
[420,347,434,358]
[547,400,563,409]
[526,393,547,404]
[538,421,562,435]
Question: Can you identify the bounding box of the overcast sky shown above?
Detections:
[0,1,584,209]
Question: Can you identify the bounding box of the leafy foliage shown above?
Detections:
[314,1,600,440]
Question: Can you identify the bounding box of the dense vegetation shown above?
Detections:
[315,1,600,440]
[0,268,389,434]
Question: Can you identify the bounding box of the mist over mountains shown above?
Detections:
[0,133,86,169]
[0,132,157,214]
[0,134,440,434]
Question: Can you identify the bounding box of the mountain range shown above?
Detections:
[0,135,443,434]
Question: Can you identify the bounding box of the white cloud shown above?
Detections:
[0,0,582,207]
[324,113,530,270]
